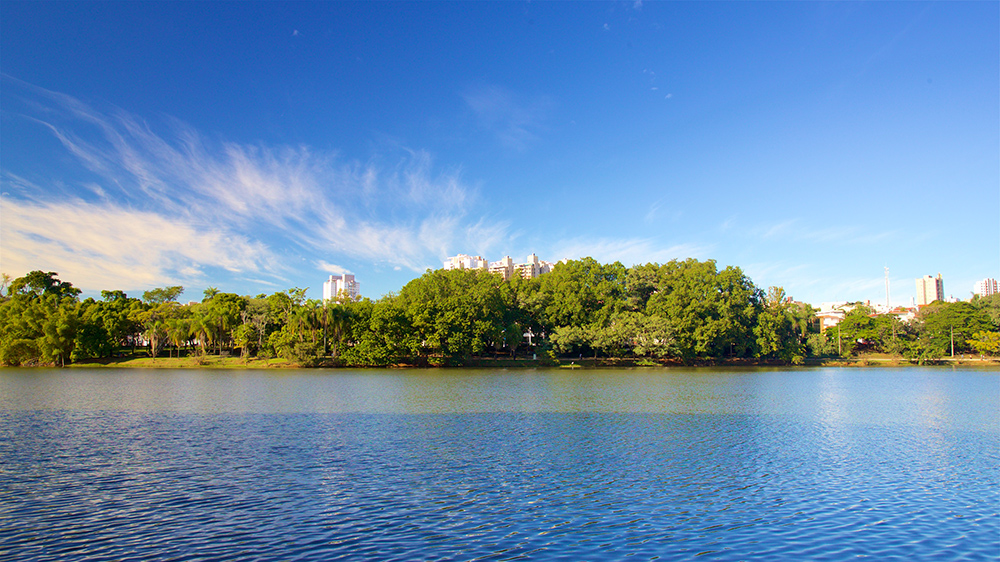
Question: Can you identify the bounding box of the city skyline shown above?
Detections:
[2,2,997,306]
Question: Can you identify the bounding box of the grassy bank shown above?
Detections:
[65,352,1000,370]
[70,354,298,369]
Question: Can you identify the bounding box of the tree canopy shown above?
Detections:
[2,262,996,367]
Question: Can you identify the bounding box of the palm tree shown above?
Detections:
[189,312,215,356]
[292,303,320,345]
[165,317,190,358]
[324,302,350,358]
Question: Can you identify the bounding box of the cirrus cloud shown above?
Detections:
[0,78,502,292]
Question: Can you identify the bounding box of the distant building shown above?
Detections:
[443,254,489,271]
[815,302,856,332]
[514,254,556,280]
[445,253,557,281]
[322,274,359,301]
[815,301,880,332]
[915,274,944,306]
[815,309,846,332]
[886,306,917,324]
[489,256,516,280]
[974,278,998,297]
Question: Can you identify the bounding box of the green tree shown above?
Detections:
[397,269,510,361]
[591,312,674,358]
[754,287,803,362]
[971,294,1000,329]
[966,330,1000,356]
[166,317,191,358]
[0,273,82,366]
[645,259,762,360]
[624,263,662,311]
[72,298,115,361]
[36,296,80,367]
[267,325,297,361]
[101,290,128,302]
[916,302,993,356]
[232,323,258,359]
[832,305,886,355]
[321,300,352,358]
[715,265,763,357]
[531,258,628,331]
[201,292,246,353]
[549,325,588,355]
[238,296,271,357]
[806,332,837,357]
[339,299,382,365]
[139,302,181,357]
[9,271,82,299]
[78,291,143,358]
[187,311,216,356]
[142,286,184,304]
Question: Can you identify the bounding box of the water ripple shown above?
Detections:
[1,370,998,561]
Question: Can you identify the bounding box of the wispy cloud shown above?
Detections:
[759,219,800,239]
[316,261,352,276]
[462,85,553,151]
[750,218,899,246]
[1,79,500,291]
[643,200,663,224]
[741,261,815,294]
[0,196,276,292]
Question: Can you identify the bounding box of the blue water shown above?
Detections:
[1,367,997,561]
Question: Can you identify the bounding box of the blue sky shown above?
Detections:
[1,1,997,306]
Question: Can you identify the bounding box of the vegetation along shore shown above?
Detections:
[2,259,999,368]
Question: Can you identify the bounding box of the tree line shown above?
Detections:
[1,259,998,367]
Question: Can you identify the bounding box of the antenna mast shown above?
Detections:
[884,266,890,311]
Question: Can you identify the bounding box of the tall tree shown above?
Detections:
[143,286,184,304]
[139,302,181,357]
[645,259,762,360]
[531,257,627,330]
[754,287,802,362]
[916,302,993,356]
[397,269,509,360]
[9,271,82,299]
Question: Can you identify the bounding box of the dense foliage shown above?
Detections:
[2,263,998,367]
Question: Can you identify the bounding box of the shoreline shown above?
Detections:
[32,354,1000,370]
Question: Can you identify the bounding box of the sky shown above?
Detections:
[1,1,997,307]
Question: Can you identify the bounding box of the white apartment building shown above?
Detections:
[445,253,557,281]
[514,253,556,280]
[815,302,853,332]
[915,274,944,306]
[489,256,516,280]
[322,274,359,301]
[443,254,489,271]
[974,278,998,297]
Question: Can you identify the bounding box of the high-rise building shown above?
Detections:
[322,274,359,301]
[513,253,556,280]
[974,278,998,297]
[489,256,516,280]
[915,274,944,306]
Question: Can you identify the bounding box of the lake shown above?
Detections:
[1,367,997,561]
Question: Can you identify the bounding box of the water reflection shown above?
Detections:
[1,368,997,423]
